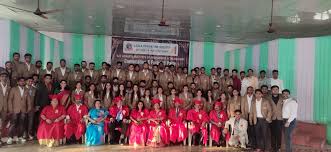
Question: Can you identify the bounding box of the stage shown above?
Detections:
[0,142,329,152]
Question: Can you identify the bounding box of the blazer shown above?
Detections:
[209,74,221,87]
[8,86,28,113]
[26,86,36,112]
[138,70,153,87]
[197,74,210,91]
[40,69,56,79]
[228,97,242,117]
[240,94,255,120]
[98,69,112,81]
[266,94,284,120]
[54,67,71,82]
[68,71,84,88]
[35,82,54,109]
[153,94,167,110]
[84,69,99,84]
[159,72,174,90]
[126,71,139,84]
[0,83,10,112]
[18,63,37,78]
[173,73,186,91]
[111,69,126,83]
[249,98,272,125]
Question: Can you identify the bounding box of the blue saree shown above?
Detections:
[85,108,109,146]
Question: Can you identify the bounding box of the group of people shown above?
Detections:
[0,52,298,152]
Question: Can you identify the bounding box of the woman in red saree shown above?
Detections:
[56,80,71,109]
[186,100,209,145]
[209,101,229,146]
[37,94,66,147]
[129,101,149,146]
[168,97,187,144]
[64,94,88,144]
[146,99,169,147]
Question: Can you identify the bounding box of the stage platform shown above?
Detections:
[1,142,330,152]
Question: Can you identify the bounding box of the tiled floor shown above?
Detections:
[0,142,330,152]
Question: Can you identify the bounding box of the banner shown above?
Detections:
[111,37,189,67]
[123,41,178,56]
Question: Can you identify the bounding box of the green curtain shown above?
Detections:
[27,28,35,62]
[314,36,331,143]
[234,49,240,70]
[49,38,55,63]
[94,35,105,69]
[278,39,296,95]
[203,42,215,74]
[245,46,253,71]
[10,21,20,59]
[224,51,230,69]
[259,42,269,72]
[59,41,64,60]
[71,34,83,67]
[39,34,45,65]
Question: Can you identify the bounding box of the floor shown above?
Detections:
[0,141,330,152]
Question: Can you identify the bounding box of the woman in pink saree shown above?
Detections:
[168,97,187,144]
[146,99,169,147]
[129,101,149,146]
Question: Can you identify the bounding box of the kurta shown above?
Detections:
[209,110,229,143]
[146,109,169,147]
[37,105,66,147]
[64,104,88,140]
[168,108,188,143]
[186,109,209,144]
[129,109,150,146]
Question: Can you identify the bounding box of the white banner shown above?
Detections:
[123,41,178,56]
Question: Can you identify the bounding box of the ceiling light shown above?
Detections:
[96,25,101,28]
[216,25,221,28]
[88,15,93,19]
[195,10,204,15]
[287,14,301,23]
[314,12,329,20]
[116,4,125,9]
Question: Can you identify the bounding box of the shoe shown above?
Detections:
[7,137,13,145]
[28,135,34,141]
[19,137,26,143]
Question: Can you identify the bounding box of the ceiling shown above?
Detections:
[1,0,331,44]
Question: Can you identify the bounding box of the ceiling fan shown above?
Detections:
[0,0,62,19]
[267,0,276,33]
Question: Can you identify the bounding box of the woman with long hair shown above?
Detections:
[84,83,99,109]
[126,84,140,109]
[129,101,150,146]
[102,82,113,109]
[56,80,71,109]
[142,89,152,110]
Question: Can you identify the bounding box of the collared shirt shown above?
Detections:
[269,78,284,93]
[282,98,297,123]
[60,67,66,76]
[247,94,253,113]
[256,98,263,118]
[75,89,82,94]
[18,86,24,96]
[272,95,279,105]
[46,69,52,74]
[1,82,7,95]
[129,71,133,79]
[25,62,31,71]
[89,70,93,77]
[102,70,106,75]
[116,69,120,77]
